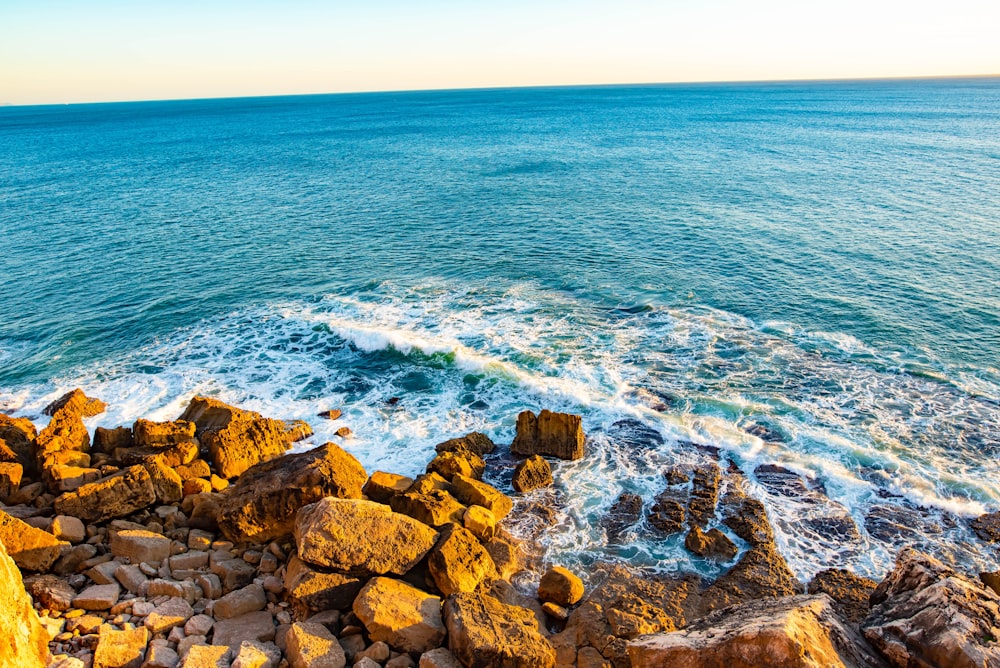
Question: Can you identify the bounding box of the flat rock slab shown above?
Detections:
[111,529,171,563]
[286,622,346,668]
[212,611,276,649]
[74,584,122,610]
[443,591,555,668]
[146,597,194,634]
[0,509,65,571]
[180,645,232,668]
[214,584,267,619]
[93,624,149,668]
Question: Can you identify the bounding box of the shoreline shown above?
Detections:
[2,388,999,667]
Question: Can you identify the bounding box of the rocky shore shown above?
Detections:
[2,389,999,668]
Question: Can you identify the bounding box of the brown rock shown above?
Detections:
[120,440,200,469]
[684,526,738,560]
[211,611,276,649]
[390,488,467,529]
[177,459,212,480]
[628,594,881,668]
[807,569,878,624]
[74,583,121,610]
[0,538,50,665]
[972,510,1000,542]
[333,426,351,438]
[510,410,585,460]
[701,543,803,612]
[93,624,148,668]
[462,505,496,541]
[428,525,496,596]
[981,571,1000,596]
[180,646,231,668]
[93,426,133,454]
[217,442,366,544]
[110,529,171,563]
[353,577,446,654]
[443,591,556,668]
[317,409,342,420]
[417,648,462,668]
[145,597,194,634]
[47,464,101,492]
[282,420,313,443]
[687,463,720,528]
[24,574,76,610]
[178,396,256,434]
[362,471,413,503]
[284,556,364,613]
[434,432,495,458]
[214,584,266,619]
[722,497,774,546]
[512,455,552,493]
[294,497,438,576]
[449,475,512,520]
[54,464,157,523]
[144,457,184,504]
[0,509,65,571]
[132,419,196,448]
[601,493,643,542]
[427,451,484,481]
[649,494,686,535]
[35,407,91,482]
[538,566,585,606]
[203,415,289,480]
[286,622,346,668]
[862,548,1000,668]
[484,531,523,581]
[43,388,106,418]
[0,412,37,471]
[0,461,23,500]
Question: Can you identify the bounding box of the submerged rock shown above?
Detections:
[510,410,585,461]
[601,492,643,542]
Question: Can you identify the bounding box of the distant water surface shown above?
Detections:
[2,79,999,580]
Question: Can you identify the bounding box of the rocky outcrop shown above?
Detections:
[700,542,803,611]
[722,497,774,546]
[684,526,737,560]
[861,548,1000,668]
[353,577,446,654]
[217,443,367,544]
[511,455,552,493]
[43,389,107,418]
[434,433,495,458]
[443,591,556,668]
[628,594,883,668]
[0,509,65,571]
[601,493,643,542]
[807,569,878,624]
[132,419,196,448]
[0,537,50,666]
[294,498,438,576]
[971,510,1000,542]
[53,464,157,523]
[0,413,36,473]
[510,410,585,460]
[428,525,496,596]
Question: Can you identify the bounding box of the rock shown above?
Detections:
[628,594,882,668]
[144,458,185,504]
[317,410,342,421]
[981,571,1000,596]
[285,622,346,668]
[462,506,496,541]
[601,493,643,542]
[333,427,351,438]
[214,584,266,619]
[203,415,290,480]
[0,508,65,571]
[971,510,1000,542]
[427,451,484,481]
[217,443,367,544]
[177,460,212,481]
[185,615,215,637]
[180,645,231,668]
[862,547,1000,668]
[0,413,37,472]
[0,538,50,665]
[74,584,121,610]
[701,542,802,612]
[807,569,878,624]
[684,526,737,560]
[538,566,585,606]
[511,455,552,493]
[145,644,181,668]
[362,472,413,504]
[185,492,223,531]
[428,525,496,596]
[542,601,569,621]
[284,556,364,614]
[230,641,281,668]
[355,642,390,664]
[50,515,86,543]
[145,597,194,634]
[24,574,76,611]
[0,461,23,500]
[121,441,200,469]
[43,389,107,417]
[484,531,523,581]
[94,624,148,668]
[418,649,462,668]
[722,497,774,546]
[111,529,171,563]
[211,559,256,594]
[294,498,438,576]
[687,464,720,528]
[443,591,556,668]
[48,464,102,492]
[449,475,512,520]
[390,488,467,528]
[353,577,446,654]
[54,464,157,523]
[648,494,686,535]
[133,419,197,448]
[282,420,313,443]
[435,432,495,458]
[51,542,97,575]
[510,410,584,460]
[93,426,133,454]
[178,396,256,434]
[211,611,276,649]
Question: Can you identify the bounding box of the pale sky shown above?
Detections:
[2,0,999,105]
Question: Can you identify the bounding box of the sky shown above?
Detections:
[2,0,999,105]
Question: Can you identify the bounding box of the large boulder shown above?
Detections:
[53,464,157,523]
[538,566,585,607]
[862,548,1000,668]
[628,594,883,668]
[217,442,367,544]
[132,419,196,448]
[285,622,346,668]
[353,577,446,654]
[443,591,556,668]
[510,410,584,461]
[0,538,49,666]
[363,472,413,504]
[449,475,512,520]
[390,488,467,529]
[511,455,552,493]
[284,556,364,614]
[0,413,37,473]
[42,388,107,418]
[428,525,496,596]
[294,498,438,576]
[0,509,65,572]
[434,433,496,458]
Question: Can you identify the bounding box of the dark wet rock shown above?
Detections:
[687,464,720,528]
[605,419,664,450]
[317,409,342,420]
[864,505,942,544]
[743,421,785,443]
[649,493,686,535]
[807,568,878,624]
[754,464,813,499]
[971,510,1000,543]
[511,410,585,461]
[601,493,643,542]
[664,467,689,485]
[862,548,1000,668]
[684,526,737,560]
[511,455,553,493]
[700,542,803,613]
[980,571,1000,596]
[722,497,774,546]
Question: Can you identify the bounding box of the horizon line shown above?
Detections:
[4,72,999,109]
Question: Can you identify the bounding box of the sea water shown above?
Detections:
[2,79,999,581]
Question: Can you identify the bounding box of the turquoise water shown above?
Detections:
[2,79,999,579]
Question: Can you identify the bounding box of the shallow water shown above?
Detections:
[2,80,999,580]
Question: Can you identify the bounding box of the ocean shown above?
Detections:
[2,79,999,581]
